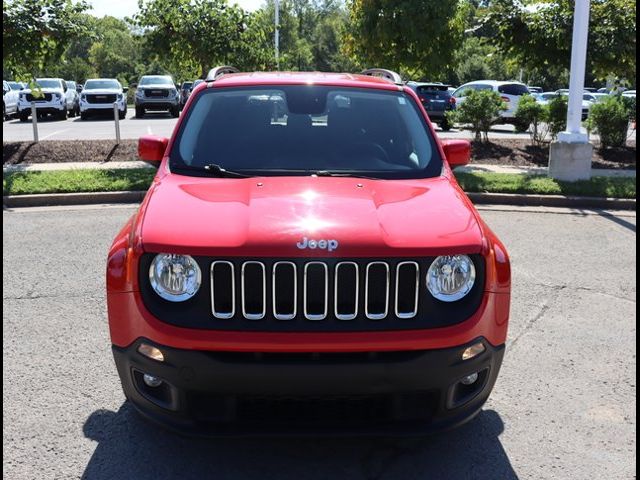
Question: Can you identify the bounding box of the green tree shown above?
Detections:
[346,0,467,79]
[586,95,630,149]
[136,0,248,78]
[515,94,549,146]
[3,0,90,78]
[484,0,636,85]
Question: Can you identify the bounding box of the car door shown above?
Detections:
[3,81,19,113]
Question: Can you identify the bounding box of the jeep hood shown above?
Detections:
[140,175,484,256]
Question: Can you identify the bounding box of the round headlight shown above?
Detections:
[426,255,476,302]
[149,254,201,302]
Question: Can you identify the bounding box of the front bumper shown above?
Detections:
[80,98,126,113]
[135,96,179,110]
[17,99,65,113]
[113,337,505,436]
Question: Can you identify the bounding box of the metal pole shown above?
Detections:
[113,102,121,145]
[558,0,591,143]
[30,102,39,143]
[275,0,280,70]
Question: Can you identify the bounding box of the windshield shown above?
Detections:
[35,79,62,89]
[170,86,442,179]
[84,80,121,90]
[140,76,173,86]
[8,82,22,90]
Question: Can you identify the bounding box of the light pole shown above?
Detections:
[549,0,593,181]
[275,0,280,71]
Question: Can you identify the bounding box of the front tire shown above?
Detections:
[119,110,126,120]
[135,106,145,118]
[58,108,68,121]
[19,111,29,122]
[80,111,89,120]
[170,106,180,118]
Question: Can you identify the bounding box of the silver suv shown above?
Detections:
[134,75,180,118]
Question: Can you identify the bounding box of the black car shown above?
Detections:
[406,82,455,131]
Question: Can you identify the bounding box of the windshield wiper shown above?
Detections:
[171,163,252,178]
[313,170,381,180]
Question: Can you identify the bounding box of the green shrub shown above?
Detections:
[587,96,630,148]
[447,89,506,142]
[515,94,549,145]
[547,95,568,140]
[621,96,636,122]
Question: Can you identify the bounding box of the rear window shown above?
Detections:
[416,86,450,100]
[498,84,530,96]
[171,86,442,179]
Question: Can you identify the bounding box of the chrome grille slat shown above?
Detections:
[303,262,328,320]
[334,262,359,320]
[365,262,390,320]
[210,261,235,319]
[395,262,419,319]
[273,262,297,320]
[241,261,266,320]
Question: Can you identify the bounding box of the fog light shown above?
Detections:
[460,372,479,385]
[462,342,485,361]
[143,374,163,387]
[138,343,165,362]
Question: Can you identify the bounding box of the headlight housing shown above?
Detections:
[135,89,144,97]
[149,254,201,302]
[426,255,476,302]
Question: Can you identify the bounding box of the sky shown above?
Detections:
[87,0,264,18]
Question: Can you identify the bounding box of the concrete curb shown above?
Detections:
[466,192,636,210]
[3,191,146,208]
[3,190,636,210]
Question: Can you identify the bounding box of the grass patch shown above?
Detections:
[2,168,636,199]
[3,169,155,195]
[454,172,636,198]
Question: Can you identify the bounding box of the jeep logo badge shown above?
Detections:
[297,237,338,252]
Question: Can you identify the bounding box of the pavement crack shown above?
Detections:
[510,285,566,348]
[3,291,101,301]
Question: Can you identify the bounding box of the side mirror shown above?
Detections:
[122,87,128,93]
[138,135,169,166]
[441,139,471,167]
[63,83,68,92]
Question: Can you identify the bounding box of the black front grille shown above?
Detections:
[86,93,117,104]
[144,88,169,98]
[140,255,486,332]
[189,391,437,426]
[25,93,52,102]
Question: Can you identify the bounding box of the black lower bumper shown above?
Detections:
[113,338,505,436]
[137,102,177,111]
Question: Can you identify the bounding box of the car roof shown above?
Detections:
[210,71,402,91]
[458,80,527,87]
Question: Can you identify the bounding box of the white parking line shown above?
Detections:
[40,129,69,140]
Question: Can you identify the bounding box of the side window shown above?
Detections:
[475,84,493,91]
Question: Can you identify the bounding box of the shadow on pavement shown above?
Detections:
[81,402,517,480]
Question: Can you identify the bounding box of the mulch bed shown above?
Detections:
[3,138,636,170]
[3,140,138,165]
[471,138,636,170]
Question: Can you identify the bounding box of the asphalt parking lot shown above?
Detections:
[3,204,636,480]
[2,107,535,142]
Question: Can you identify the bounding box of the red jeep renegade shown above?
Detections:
[106,67,511,435]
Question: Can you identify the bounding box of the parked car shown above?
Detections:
[621,90,636,98]
[134,75,180,118]
[527,86,542,94]
[65,81,80,117]
[76,83,84,93]
[79,78,128,120]
[3,80,20,120]
[538,91,591,120]
[591,93,609,103]
[597,87,609,94]
[107,66,511,435]
[179,81,193,108]
[406,82,456,130]
[7,81,26,91]
[17,78,69,121]
[452,80,530,129]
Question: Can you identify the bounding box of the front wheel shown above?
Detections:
[119,110,126,120]
[80,111,89,120]
[135,106,145,118]
[170,106,180,118]
[57,108,68,121]
[19,111,29,122]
